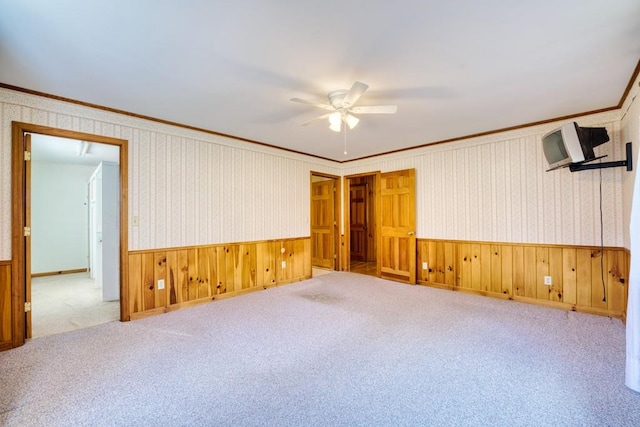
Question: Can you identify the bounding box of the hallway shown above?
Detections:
[31,272,119,338]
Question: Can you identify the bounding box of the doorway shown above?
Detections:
[310,173,340,274]
[10,122,129,348]
[29,134,120,338]
[345,173,379,277]
[344,169,417,283]
[344,172,380,277]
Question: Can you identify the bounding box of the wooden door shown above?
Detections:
[311,180,335,269]
[379,169,416,284]
[24,134,32,338]
[350,184,367,261]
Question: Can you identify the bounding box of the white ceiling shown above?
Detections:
[1,1,639,162]
[31,134,120,166]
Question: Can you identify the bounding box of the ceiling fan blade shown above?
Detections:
[301,112,332,126]
[342,81,369,107]
[350,105,398,114]
[290,98,335,111]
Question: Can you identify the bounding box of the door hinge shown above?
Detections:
[24,150,31,161]
[334,253,337,259]
[24,302,31,312]
[24,226,31,237]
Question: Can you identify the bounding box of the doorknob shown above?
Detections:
[408,231,415,236]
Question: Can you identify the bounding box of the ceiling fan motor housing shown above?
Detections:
[328,90,349,108]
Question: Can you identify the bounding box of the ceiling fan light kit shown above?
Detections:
[344,114,359,130]
[328,111,342,132]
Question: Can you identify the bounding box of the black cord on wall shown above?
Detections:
[599,167,606,302]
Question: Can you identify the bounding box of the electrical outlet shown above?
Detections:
[544,276,552,286]
[422,262,428,270]
[157,279,165,290]
[281,261,286,269]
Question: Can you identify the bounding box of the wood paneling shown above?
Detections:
[536,247,549,301]
[154,252,167,308]
[142,252,155,311]
[591,250,608,311]
[418,239,630,319]
[256,242,277,287]
[459,243,471,289]
[0,262,12,349]
[187,249,198,301]
[128,254,142,315]
[576,249,592,308]
[278,238,311,284]
[500,245,513,296]
[607,250,626,315]
[562,249,577,305]
[443,242,456,287]
[549,247,563,303]
[523,247,537,299]
[0,237,631,351]
[127,237,311,319]
[490,245,502,294]
[196,247,210,298]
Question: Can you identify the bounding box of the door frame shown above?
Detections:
[11,122,129,348]
[343,171,381,275]
[309,172,341,271]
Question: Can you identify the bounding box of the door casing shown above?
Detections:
[24,134,32,337]
[11,122,129,348]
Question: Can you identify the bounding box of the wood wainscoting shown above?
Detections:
[417,239,630,319]
[127,237,311,320]
[0,261,11,350]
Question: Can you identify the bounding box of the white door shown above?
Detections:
[89,174,98,282]
[100,162,119,302]
[89,162,119,302]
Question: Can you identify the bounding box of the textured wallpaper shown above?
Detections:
[0,87,632,260]
[620,73,640,250]
[0,89,340,259]
[343,110,625,247]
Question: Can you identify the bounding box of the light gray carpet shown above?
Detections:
[31,272,119,338]
[1,272,639,426]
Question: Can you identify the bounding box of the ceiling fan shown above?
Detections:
[291,81,398,132]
